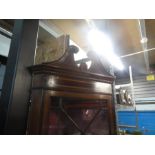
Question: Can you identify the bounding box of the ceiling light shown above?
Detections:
[140,37,148,44]
[88,29,124,70]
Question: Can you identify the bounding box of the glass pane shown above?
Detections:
[46,97,109,135]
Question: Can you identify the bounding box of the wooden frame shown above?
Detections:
[27,36,116,134]
[27,90,115,134]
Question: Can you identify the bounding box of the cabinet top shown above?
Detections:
[29,36,114,84]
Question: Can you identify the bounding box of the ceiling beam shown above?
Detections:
[0,20,14,32]
[138,19,150,74]
[120,47,155,58]
[39,20,63,38]
[0,26,12,39]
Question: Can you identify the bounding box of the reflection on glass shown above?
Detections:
[46,97,109,135]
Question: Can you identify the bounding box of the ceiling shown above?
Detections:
[41,19,155,78]
[46,19,143,54]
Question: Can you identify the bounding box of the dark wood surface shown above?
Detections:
[27,36,116,135]
[0,20,39,134]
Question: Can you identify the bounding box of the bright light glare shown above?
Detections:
[88,29,124,70]
[70,40,87,61]
[86,60,92,69]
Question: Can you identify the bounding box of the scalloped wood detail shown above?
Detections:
[42,35,112,76]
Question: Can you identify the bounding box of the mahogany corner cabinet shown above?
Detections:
[27,40,116,135]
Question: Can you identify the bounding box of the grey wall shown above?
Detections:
[116,75,155,100]
[116,75,155,111]
[133,76,155,100]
